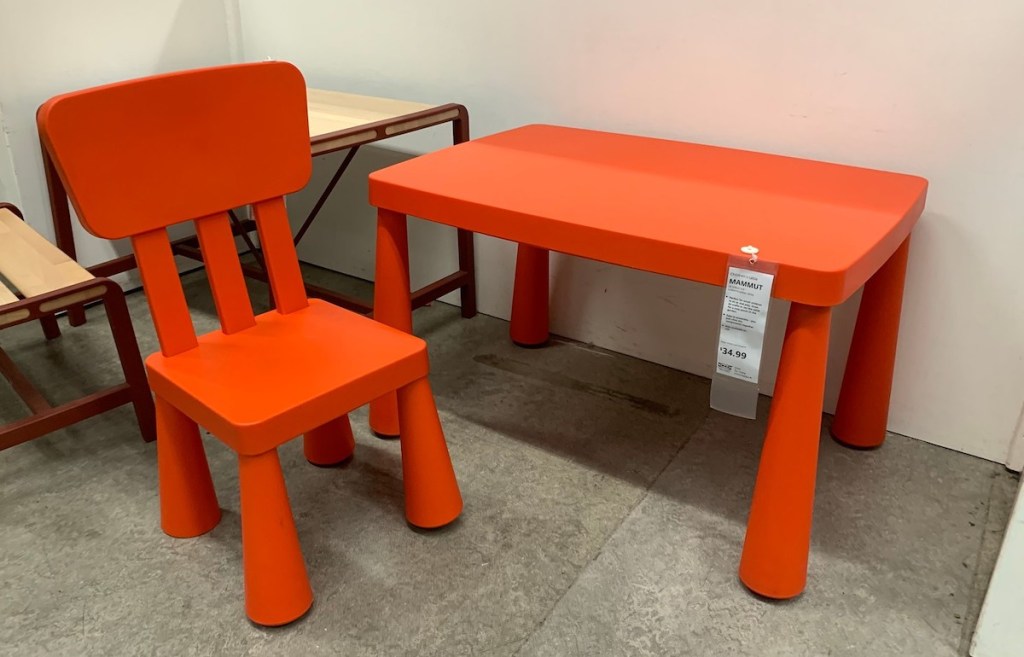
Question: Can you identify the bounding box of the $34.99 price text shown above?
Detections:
[720,347,747,360]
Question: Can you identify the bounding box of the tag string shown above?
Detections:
[740,245,759,265]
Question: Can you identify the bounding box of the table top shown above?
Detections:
[0,207,92,305]
[306,88,460,156]
[369,124,927,306]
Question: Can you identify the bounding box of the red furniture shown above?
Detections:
[367,124,927,599]
[38,62,462,626]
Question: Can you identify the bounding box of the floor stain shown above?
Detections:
[473,353,678,418]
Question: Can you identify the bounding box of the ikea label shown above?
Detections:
[715,267,774,383]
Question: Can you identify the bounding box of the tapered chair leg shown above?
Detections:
[304,415,355,466]
[155,396,221,538]
[239,449,313,626]
[831,238,910,449]
[510,243,550,347]
[739,303,831,599]
[396,377,462,528]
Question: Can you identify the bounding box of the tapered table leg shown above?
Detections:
[369,209,413,437]
[739,302,831,599]
[510,243,549,347]
[831,238,911,449]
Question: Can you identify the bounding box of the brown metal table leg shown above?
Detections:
[452,108,477,318]
[42,146,88,326]
[293,146,360,247]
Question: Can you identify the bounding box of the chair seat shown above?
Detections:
[146,299,428,454]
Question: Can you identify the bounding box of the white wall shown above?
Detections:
[971,478,1024,656]
[239,0,1024,463]
[1,2,1018,463]
[0,0,239,267]
[1008,406,1024,473]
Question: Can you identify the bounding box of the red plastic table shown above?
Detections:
[367,124,928,599]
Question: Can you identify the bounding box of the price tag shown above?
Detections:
[710,250,776,419]
[716,267,774,383]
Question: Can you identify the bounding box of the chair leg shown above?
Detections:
[39,315,61,340]
[510,243,549,347]
[155,396,220,538]
[396,377,462,528]
[738,303,831,599]
[102,284,156,442]
[304,415,355,466]
[831,238,911,449]
[239,449,313,626]
[67,305,87,326]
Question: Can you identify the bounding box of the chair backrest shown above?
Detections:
[38,62,313,357]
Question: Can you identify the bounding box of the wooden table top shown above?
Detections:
[306,88,459,156]
[369,124,927,306]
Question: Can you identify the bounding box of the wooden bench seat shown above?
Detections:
[0,207,99,332]
[0,207,94,299]
[0,278,16,306]
[306,88,460,155]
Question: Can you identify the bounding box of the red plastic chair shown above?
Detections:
[38,62,462,626]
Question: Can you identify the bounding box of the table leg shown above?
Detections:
[510,244,549,346]
[457,229,477,318]
[42,146,87,326]
[452,108,478,319]
[369,209,412,438]
[739,302,831,599]
[831,237,911,449]
[43,147,75,263]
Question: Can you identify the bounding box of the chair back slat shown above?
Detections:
[195,213,257,334]
[132,230,198,356]
[253,198,308,314]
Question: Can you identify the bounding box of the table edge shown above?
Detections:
[310,103,466,157]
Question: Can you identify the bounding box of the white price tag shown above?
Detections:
[716,266,774,384]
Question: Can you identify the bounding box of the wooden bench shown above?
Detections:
[0,203,154,450]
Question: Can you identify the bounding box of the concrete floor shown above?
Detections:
[0,267,1017,657]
